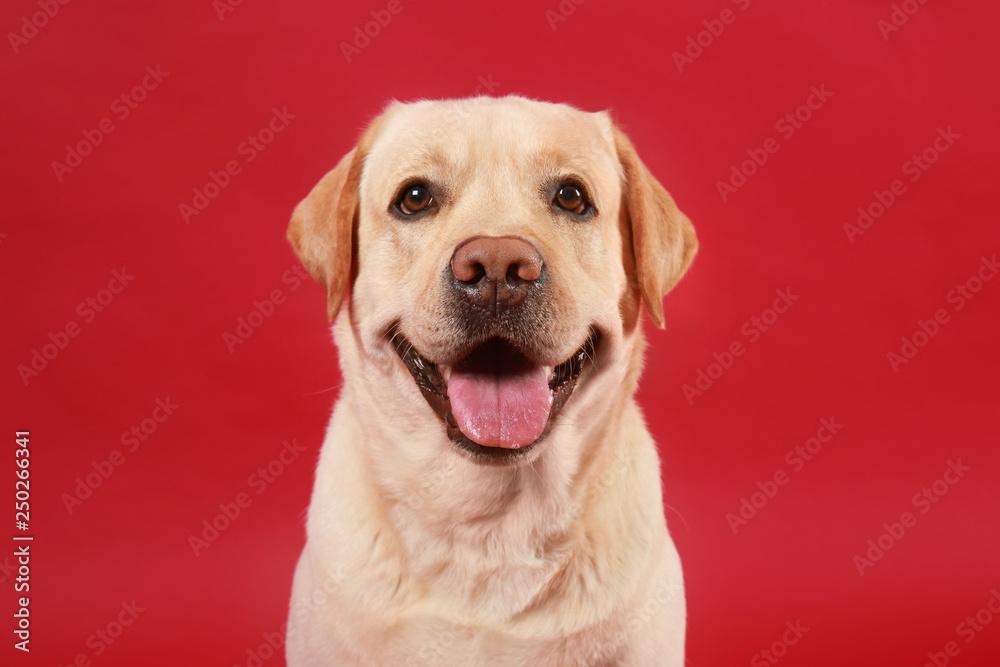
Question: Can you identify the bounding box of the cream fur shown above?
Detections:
[285,97,696,666]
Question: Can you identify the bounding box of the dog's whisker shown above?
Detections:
[526,458,544,486]
[496,469,506,506]
[300,384,343,396]
[662,503,690,532]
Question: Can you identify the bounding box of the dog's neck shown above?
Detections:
[308,321,655,622]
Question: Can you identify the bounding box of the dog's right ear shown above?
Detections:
[288,107,395,321]
[287,143,365,321]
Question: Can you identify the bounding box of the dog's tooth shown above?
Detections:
[543,365,553,381]
[440,365,452,383]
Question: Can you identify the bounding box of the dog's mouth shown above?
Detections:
[391,331,597,464]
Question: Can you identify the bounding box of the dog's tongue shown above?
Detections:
[448,365,552,448]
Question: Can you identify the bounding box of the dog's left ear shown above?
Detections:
[287,116,385,321]
[613,126,698,328]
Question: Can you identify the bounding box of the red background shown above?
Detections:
[3,0,999,665]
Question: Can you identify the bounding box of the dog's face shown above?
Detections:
[289,97,696,467]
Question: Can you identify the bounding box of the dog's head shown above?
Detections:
[289,96,696,467]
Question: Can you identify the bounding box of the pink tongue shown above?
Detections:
[448,365,553,448]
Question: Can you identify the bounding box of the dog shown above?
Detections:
[285,95,697,666]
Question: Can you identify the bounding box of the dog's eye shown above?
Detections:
[399,186,433,215]
[555,184,587,215]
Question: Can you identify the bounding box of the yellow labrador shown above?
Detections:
[285,96,697,666]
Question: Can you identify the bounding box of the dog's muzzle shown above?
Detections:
[391,235,597,465]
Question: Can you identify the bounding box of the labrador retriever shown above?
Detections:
[285,96,697,666]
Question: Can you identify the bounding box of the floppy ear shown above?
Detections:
[614,126,698,328]
[287,144,365,321]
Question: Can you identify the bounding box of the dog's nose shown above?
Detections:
[450,236,543,310]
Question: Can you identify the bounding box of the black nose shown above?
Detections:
[450,236,543,310]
